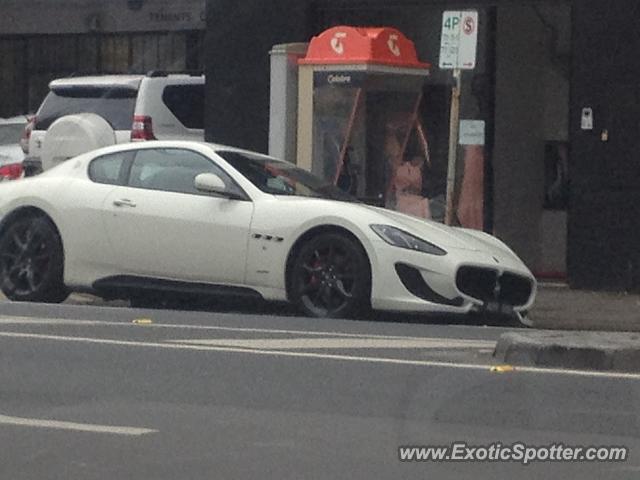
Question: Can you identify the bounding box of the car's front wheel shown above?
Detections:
[289,232,371,318]
[0,215,68,303]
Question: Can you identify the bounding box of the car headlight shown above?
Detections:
[370,224,447,256]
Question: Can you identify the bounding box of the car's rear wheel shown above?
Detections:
[0,216,68,303]
[290,232,370,318]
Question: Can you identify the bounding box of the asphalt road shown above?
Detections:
[0,301,638,479]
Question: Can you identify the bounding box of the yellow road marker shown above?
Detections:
[490,365,515,373]
[132,319,153,325]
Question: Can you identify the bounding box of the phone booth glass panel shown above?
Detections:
[298,26,432,218]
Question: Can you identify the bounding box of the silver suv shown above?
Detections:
[23,71,204,173]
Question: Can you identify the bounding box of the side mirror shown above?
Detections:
[194,173,227,195]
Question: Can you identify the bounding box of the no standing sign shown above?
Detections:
[439,11,478,70]
[440,10,479,225]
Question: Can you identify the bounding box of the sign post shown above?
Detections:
[439,10,478,225]
[445,68,462,226]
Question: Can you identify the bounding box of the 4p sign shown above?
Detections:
[439,10,478,70]
[443,15,461,31]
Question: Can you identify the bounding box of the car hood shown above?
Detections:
[363,205,530,272]
[364,205,484,249]
[272,196,522,260]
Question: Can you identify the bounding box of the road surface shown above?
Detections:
[0,301,637,479]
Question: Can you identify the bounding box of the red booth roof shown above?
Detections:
[299,26,430,69]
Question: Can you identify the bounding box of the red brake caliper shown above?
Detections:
[309,258,323,286]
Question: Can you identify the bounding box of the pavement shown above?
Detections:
[0,302,638,479]
[530,283,640,332]
[495,331,640,372]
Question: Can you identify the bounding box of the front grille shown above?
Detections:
[455,267,498,302]
[456,266,533,307]
[395,263,464,307]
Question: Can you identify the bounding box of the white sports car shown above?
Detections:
[0,141,536,324]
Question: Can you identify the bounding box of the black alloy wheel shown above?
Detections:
[0,216,68,303]
[290,232,370,318]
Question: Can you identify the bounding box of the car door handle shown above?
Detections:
[113,198,137,208]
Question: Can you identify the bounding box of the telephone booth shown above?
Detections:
[296,26,432,214]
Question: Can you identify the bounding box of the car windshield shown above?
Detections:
[35,87,137,131]
[217,150,357,203]
[0,124,24,146]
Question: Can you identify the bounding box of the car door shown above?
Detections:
[61,150,133,280]
[102,147,254,285]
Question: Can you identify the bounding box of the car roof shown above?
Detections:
[48,73,205,92]
[86,140,278,160]
[49,75,144,91]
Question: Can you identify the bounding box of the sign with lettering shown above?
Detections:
[0,0,205,35]
[459,120,486,145]
[313,71,367,88]
[439,11,478,70]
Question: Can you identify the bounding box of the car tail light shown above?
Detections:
[131,115,156,141]
[20,116,35,154]
[0,163,24,180]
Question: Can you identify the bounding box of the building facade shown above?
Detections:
[0,0,205,117]
[204,0,639,291]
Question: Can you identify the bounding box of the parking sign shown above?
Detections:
[439,11,478,70]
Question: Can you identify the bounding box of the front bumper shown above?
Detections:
[369,240,536,314]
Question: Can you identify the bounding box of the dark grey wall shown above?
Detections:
[204,0,313,152]
[492,3,570,274]
[568,0,640,290]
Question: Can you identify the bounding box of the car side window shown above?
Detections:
[162,85,204,130]
[128,148,242,196]
[88,152,128,185]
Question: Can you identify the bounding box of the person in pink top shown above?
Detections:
[384,113,431,219]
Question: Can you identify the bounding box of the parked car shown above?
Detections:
[0,141,536,325]
[23,71,204,173]
[0,115,29,181]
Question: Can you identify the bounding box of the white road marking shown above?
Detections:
[0,330,639,380]
[0,414,157,436]
[167,337,494,350]
[0,317,103,326]
[0,315,491,342]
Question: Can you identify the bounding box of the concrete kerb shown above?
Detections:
[494,331,640,373]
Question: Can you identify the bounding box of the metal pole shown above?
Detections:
[445,68,462,226]
[333,88,363,185]
[398,92,424,161]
